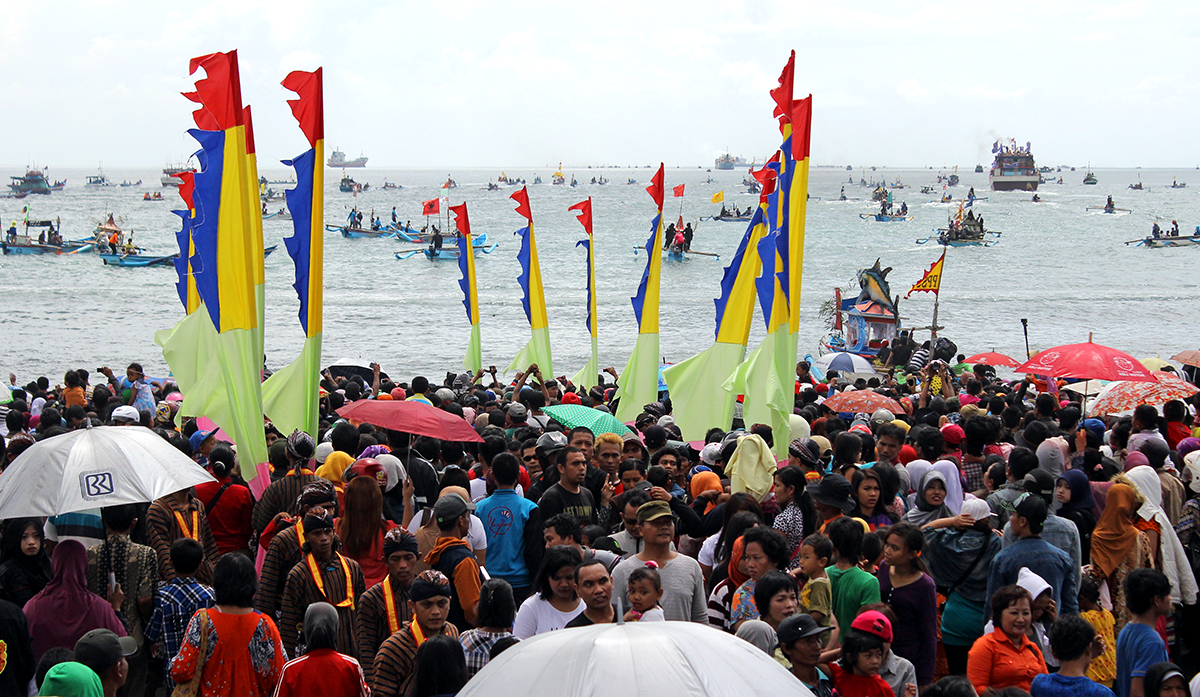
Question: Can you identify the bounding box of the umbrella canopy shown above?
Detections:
[326,358,388,383]
[1062,380,1108,396]
[1088,371,1200,416]
[1014,341,1155,383]
[459,621,814,697]
[0,426,216,518]
[964,352,1020,368]
[336,399,483,443]
[814,352,876,375]
[1139,357,1173,371]
[543,404,634,437]
[821,390,903,415]
[1170,350,1200,369]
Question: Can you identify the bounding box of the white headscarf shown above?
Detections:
[932,459,965,515]
[905,459,933,509]
[1125,465,1198,605]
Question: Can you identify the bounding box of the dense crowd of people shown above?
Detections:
[1,353,1199,697]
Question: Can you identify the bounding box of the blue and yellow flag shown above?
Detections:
[451,202,483,374]
[170,171,200,314]
[262,67,325,441]
[156,50,269,491]
[506,187,553,377]
[569,198,600,390]
[614,164,665,423]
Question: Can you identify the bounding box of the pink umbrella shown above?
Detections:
[1088,371,1200,416]
[963,352,1020,368]
[336,399,483,443]
[1014,341,1155,383]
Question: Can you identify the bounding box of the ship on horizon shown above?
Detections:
[328,149,368,168]
[714,152,749,170]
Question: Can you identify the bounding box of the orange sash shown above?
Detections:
[173,510,199,540]
[306,552,355,609]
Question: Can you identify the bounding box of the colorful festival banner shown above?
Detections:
[614,164,665,423]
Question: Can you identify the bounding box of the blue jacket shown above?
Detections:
[475,489,542,589]
[985,536,1078,620]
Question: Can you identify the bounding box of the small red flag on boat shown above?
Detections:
[422,198,439,216]
[673,184,685,198]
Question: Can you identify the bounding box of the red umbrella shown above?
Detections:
[820,390,904,415]
[1014,341,1155,383]
[336,400,483,443]
[964,352,1020,368]
[1171,350,1200,369]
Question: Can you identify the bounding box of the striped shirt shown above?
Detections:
[145,577,215,687]
[254,525,302,618]
[251,469,320,534]
[279,554,365,659]
[146,496,219,584]
[354,578,411,684]
[371,623,459,697]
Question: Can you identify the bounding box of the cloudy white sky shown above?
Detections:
[2,1,1196,169]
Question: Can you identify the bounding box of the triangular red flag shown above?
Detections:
[449,203,470,237]
[511,187,532,222]
[421,198,439,216]
[568,198,593,236]
[770,51,795,132]
[645,164,665,210]
[672,184,685,198]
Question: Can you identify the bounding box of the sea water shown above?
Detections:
[1,165,1197,383]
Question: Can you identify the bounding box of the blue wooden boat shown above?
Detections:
[631,246,719,262]
[328,225,396,239]
[860,214,913,222]
[916,229,1001,247]
[101,244,276,267]
[1,240,93,255]
[394,243,499,261]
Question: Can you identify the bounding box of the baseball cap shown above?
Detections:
[75,629,136,673]
[1013,492,1048,528]
[1021,469,1056,502]
[188,428,216,451]
[111,405,140,423]
[940,423,965,446]
[635,500,673,524]
[961,498,996,521]
[777,613,833,645]
[850,610,894,642]
[810,435,832,458]
[435,388,456,404]
[870,409,896,424]
[507,402,528,419]
[433,493,475,525]
[699,442,723,466]
[560,391,581,405]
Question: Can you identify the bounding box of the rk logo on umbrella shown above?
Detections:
[80,470,116,500]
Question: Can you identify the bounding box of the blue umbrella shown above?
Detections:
[814,352,876,374]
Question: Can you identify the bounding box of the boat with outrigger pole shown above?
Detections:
[916,204,1001,247]
[2,218,93,255]
[1125,221,1200,248]
[1086,196,1131,214]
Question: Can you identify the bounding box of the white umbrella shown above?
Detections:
[813,351,877,375]
[459,621,814,697]
[0,426,215,518]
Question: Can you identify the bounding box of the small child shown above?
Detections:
[829,611,915,697]
[624,562,665,622]
[858,530,885,575]
[797,534,836,645]
[1030,613,1114,697]
[1079,575,1117,688]
[145,539,215,688]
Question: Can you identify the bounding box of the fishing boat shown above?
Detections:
[1083,169,1098,185]
[1171,180,1187,189]
[101,244,277,267]
[989,139,1038,191]
[48,180,66,192]
[714,153,748,170]
[394,242,499,261]
[974,164,984,173]
[552,172,565,186]
[85,170,112,187]
[381,181,401,190]
[442,176,458,190]
[861,214,913,222]
[0,191,30,200]
[1126,235,1200,248]
[703,207,752,222]
[1128,182,1145,190]
[396,230,490,247]
[119,180,142,187]
[142,192,165,201]
[327,149,368,168]
[8,168,52,195]
[916,207,1000,247]
[339,175,368,193]
[631,245,719,262]
[263,209,292,220]
[2,219,92,255]
[161,165,195,187]
[329,225,395,239]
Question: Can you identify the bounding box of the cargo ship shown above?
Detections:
[328,149,368,168]
[989,139,1038,191]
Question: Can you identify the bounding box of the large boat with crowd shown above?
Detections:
[989,139,1038,191]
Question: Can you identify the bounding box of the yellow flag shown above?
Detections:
[712,191,724,203]
[906,251,945,298]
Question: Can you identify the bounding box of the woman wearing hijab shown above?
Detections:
[904,460,933,510]
[1055,470,1097,564]
[0,518,52,607]
[23,540,126,661]
[903,462,965,528]
[275,603,369,697]
[1088,483,1154,632]
[1124,466,1199,608]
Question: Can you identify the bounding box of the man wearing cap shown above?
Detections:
[986,494,1077,622]
[371,570,460,697]
[256,480,341,619]
[109,405,141,426]
[504,402,530,437]
[75,629,136,697]
[145,487,219,584]
[1000,469,1082,591]
[280,510,366,658]
[777,614,835,696]
[356,528,419,684]
[611,501,706,623]
[424,494,483,632]
[188,428,217,464]
[252,430,322,536]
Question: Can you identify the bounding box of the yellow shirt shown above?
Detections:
[1082,609,1116,685]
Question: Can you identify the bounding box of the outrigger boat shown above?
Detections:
[395,230,490,247]
[861,214,913,222]
[916,206,1000,247]
[262,209,292,220]
[631,245,719,262]
[703,207,753,222]
[2,219,93,255]
[329,225,396,239]
[1171,180,1187,189]
[102,245,277,267]
[394,242,500,261]
[1125,233,1200,248]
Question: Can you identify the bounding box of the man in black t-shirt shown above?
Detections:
[565,559,616,628]
[537,447,606,526]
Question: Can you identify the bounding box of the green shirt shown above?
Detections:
[826,565,880,635]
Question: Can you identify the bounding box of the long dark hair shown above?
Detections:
[338,477,386,557]
[708,510,761,593]
[536,546,582,601]
[775,466,818,540]
[851,468,897,523]
[413,634,467,697]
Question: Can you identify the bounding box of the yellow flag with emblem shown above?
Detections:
[906,250,945,298]
[711,191,724,203]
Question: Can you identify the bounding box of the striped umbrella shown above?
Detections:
[1088,371,1199,416]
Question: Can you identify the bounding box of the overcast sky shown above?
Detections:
[3,1,1197,169]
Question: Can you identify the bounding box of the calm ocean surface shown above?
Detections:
[2,164,1197,383]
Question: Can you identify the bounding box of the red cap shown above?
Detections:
[850,610,893,642]
[898,444,918,465]
[940,423,965,445]
[560,392,581,405]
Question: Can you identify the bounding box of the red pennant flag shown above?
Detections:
[281,68,324,147]
[673,184,685,198]
[770,51,795,133]
[511,187,532,222]
[677,215,684,231]
[421,198,439,216]
[646,164,665,210]
[450,203,471,237]
[568,198,593,236]
[751,162,778,197]
[186,50,243,131]
[173,171,196,210]
[791,95,813,161]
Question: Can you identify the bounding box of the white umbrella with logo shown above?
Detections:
[0,426,215,518]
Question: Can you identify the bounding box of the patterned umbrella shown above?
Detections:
[1171,350,1200,368]
[821,390,904,415]
[1014,341,1155,383]
[543,404,634,436]
[1088,371,1200,416]
[964,352,1021,368]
